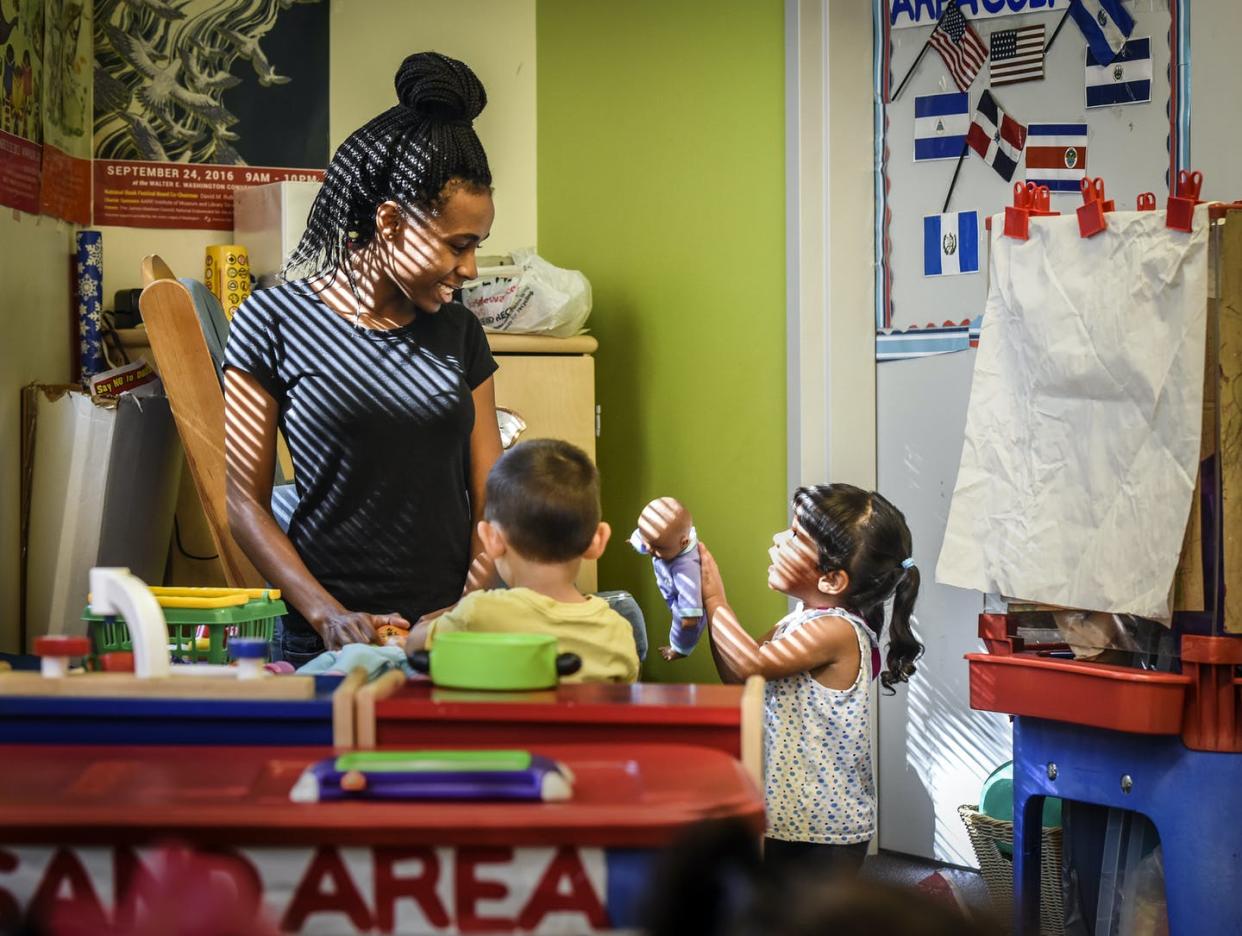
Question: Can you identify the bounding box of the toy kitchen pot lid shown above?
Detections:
[408,632,582,691]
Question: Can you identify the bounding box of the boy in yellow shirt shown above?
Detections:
[411,439,640,683]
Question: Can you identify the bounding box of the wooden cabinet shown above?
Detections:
[488,334,600,592]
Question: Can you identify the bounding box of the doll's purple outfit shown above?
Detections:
[629,528,705,656]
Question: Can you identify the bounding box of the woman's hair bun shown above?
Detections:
[394,52,487,124]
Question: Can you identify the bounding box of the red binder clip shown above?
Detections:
[1136,192,1157,211]
[1027,183,1059,217]
[1004,182,1032,240]
[1077,177,1108,238]
[1167,169,1204,232]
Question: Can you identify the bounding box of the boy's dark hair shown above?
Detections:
[485,439,600,563]
[284,51,493,289]
[793,483,924,693]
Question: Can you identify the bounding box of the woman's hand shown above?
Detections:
[315,611,409,650]
[698,542,728,615]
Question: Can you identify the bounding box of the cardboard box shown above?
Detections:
[21,385,182,650]
[232,181,321,279]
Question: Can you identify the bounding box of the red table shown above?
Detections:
[0,742,763,933]
[362,680,752,758]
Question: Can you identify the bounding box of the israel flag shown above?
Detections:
[914,91,970,162]
[1086,37,1152,108]
[924,211,979,277]
[1069,0,1135,66]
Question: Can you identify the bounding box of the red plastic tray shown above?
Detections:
[374,682,745,756]
[0,743,763,849]
[967,652,1192,735]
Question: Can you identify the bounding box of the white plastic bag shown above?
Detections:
[461,247,592,338]
[1118,845,1168,936]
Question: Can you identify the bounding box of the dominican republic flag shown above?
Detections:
[989,24,1045,86]
[967,91,1026,183]
[928,0,988,92]
[914,91,969,161]
[924,211,979,277]
[1026,123,1088,192]
[1086,37,1152,108]
[1069,0,1135,66]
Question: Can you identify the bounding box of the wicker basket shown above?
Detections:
[958,804,1065,936]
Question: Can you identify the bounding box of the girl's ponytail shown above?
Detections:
[881,564,923,692]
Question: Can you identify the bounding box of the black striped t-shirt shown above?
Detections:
[225,283,497,633]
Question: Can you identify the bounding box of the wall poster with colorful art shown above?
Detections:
[92,0,328,230]
[0,0,44,213]
[40,0,92,222]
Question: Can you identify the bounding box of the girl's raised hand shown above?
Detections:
[698,542,728,613]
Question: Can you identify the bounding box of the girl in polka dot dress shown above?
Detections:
[698,484,923,876]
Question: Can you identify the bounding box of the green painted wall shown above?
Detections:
[537,0,788,682]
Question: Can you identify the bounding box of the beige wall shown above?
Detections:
[0,212,73,650]
[329,0,538,256]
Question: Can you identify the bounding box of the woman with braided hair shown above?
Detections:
[224,52,504,666]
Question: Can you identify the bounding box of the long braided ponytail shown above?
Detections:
[284,51,493,289]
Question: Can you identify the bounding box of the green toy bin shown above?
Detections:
[82,586,286,665]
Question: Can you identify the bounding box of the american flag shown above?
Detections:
[989,24,1046,86]
[928,1,988,92]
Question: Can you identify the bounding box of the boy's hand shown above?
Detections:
[658,645,686,662]
[698,543,728,614]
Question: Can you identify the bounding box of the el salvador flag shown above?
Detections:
[924,211,979,277]
[1086,37,1152,108]
[914,91,969,162]
[1069,0,1135,66]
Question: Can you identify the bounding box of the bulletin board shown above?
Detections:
[873,0,1189,360]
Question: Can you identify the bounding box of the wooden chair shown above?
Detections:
[139,255,264,588]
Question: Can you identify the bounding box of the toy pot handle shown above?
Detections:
[555,653,583,677]
[407,650,431,675]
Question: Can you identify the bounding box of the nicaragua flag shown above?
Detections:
[924,211,979,277]
[1069,0,1135,66]
[1086,37,1152,108]
[914,91,969,162]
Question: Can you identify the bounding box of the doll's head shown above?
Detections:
[773,484,923,692]
[636,497,694,560]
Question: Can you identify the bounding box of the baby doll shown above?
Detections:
[629,497,704,661]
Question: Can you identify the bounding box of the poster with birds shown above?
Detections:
[93,0,327,229]
[0,0,43,213]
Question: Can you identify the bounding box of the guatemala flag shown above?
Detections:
[914,91,970,162]
[1069,0,1135,66]
[924,211,979,277]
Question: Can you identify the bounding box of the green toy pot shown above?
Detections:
[408,632,582,691]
